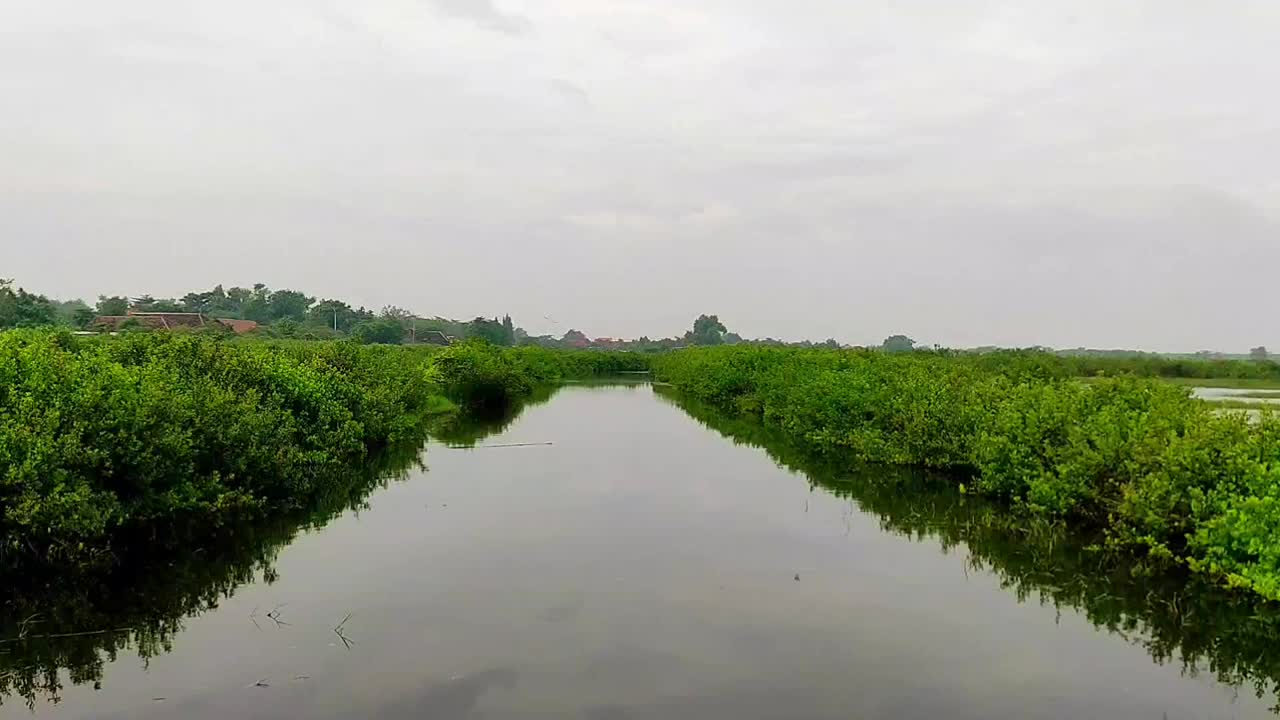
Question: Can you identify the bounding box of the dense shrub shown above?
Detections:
[652,346,1280,601]
[0,331,645,570]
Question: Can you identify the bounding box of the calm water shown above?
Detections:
[1194,387,1280,404]
[2,384,1277,719]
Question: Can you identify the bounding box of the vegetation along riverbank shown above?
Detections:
[0,330,645,573]
[651,347,1280,602]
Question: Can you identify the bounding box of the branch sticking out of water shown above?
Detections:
[334,613,354,650]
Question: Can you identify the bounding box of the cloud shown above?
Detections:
[426,0,530,35]
[4,0,1280,350]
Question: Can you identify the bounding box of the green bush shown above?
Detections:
[652,346,1280,601]
[0,331,646,570]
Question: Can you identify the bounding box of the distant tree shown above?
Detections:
[225,286,252,317]
[469,317,510,345]
[819,338,841,349]
[562,329,589,348]
[691,314,728,345]
[96,295,130,316]
[271,318,300,337]
[381,305,412,322]
[1251,346,1270,361]
[51,299,91,328]
[723,332,743,345]
[72,306,97,329]
[310,299,357,333]
[267,289,313,322]
[352,318,404,344]
[502,315,516,346]
[0,280,58,328]
[240,284,273,323]
[882,335,916,353]
[181,291,215,313]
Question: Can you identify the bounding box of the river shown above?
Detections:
[2,383,1277,719]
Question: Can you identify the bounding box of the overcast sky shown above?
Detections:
[3,1,1278,350]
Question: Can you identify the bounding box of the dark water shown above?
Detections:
[3,384,1278,719]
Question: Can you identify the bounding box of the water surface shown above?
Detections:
[2,384,1276,719]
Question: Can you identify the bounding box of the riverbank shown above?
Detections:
[0,330,645,572]
[651,347,1280,602]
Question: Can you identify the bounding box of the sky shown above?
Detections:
[2,0,1278,351]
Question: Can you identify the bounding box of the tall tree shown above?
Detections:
[502,315,516,346]
[882,335,916,353]
[691,314,728,345]
[267,289,313,322]
[310,299,357,332]
[469,317,510,345]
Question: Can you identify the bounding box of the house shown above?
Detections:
[92,312,259,334]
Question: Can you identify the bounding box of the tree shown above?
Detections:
[882,335,916,353]
[0,280,58,328]
[691,314,728,345]
[1251,346,1270,361]
[240,284,273,323]
[52,299,91,327]
[309,299,357,333]
[469,317,510,345]
[96,296,130,316]
[502,315,516,346]
[352,318,404,344]
[72,306,97,329]
[225,286,252,317]
[267,289,313,322]
[562,329,589,348]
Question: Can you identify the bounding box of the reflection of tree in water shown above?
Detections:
[0,400,539,710]
[430,386,559,448]
[657,389,1280,712]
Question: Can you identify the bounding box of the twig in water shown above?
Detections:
[469,442,554,450]
[249,606,262,631]
[266,604,290,628]
[333,613,355,650]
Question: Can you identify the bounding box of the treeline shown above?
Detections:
[0,330,647,572]
[651,346,1280,602]
[0,279,525,345]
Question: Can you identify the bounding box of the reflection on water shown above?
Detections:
[1,383,1278,719]
[659,389,1280,712]
[1194,387,1280,404]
